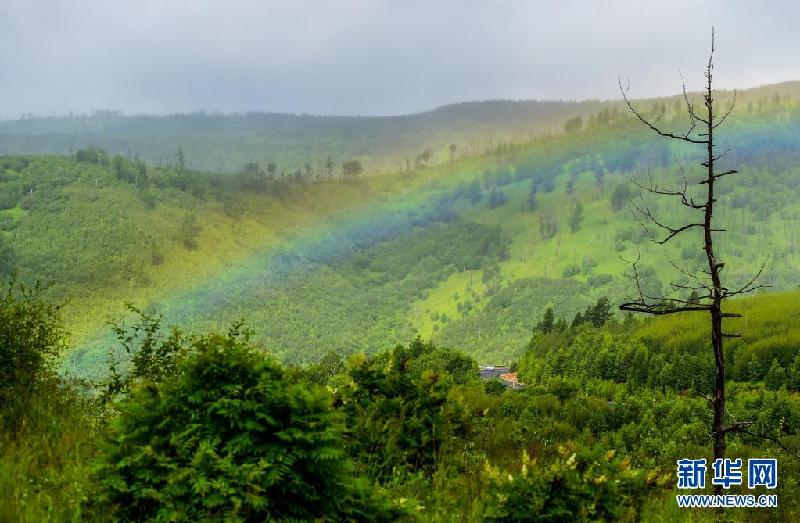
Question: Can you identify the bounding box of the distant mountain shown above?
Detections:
[3,81,796,175]
[0,99,607,174]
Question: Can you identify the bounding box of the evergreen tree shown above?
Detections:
[0,238,14,277]
[179,214,200,251]
[586,297,613,327]
[176,148,186,172]
[748,355,763,381]
[342,159,363,182]
[488,187,507,209]
[538,307,555,333]
[610,183,631,212]
[569,202,584,233]
[789,355,800,390]
[765,358,787,390]
[466,179,483,204]
[0,281,65,402]
[526,190,538,212]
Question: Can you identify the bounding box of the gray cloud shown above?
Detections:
[0,0,797,118]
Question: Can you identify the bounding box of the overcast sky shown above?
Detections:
[0,0,797,119]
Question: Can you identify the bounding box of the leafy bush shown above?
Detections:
[101,305,187,404]
[95,326,401,521]
[562,264,581,278]
[0,281,65,406]
[339,338,474,482]
[483,445,656,522]
[587,274,613,288]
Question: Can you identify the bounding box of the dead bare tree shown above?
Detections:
[618,28,770,491]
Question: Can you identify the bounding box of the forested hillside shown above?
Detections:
[2,83,800,373]
[0,99,611,174]
[2,83,797,176]
[0,81,776,173]
[2,81,800,521]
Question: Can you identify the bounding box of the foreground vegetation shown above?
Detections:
[2,281,798,521]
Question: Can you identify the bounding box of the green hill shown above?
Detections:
[0,99,612,174]
[1,82,799,376]
[4,83,800,522]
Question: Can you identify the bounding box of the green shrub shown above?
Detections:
[483,445,656,522]
[101,305,187,404]
[0,280,66,408]
[340,339,473,482]
[95,327,401,521]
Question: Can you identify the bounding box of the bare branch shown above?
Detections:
[712,90,736,129]
[631,169,707,210]
[699,169,738,184]
[667,258,713,293]
[619,78,710,144]
[619,301,711,315]
[629,198,704,244]
[725,426,800,461]
[724,255,771,298]
[681,72,710,126]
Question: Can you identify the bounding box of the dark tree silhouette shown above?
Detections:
[325,156,335,182]
[618,29,771,489]
[342,159,363,183]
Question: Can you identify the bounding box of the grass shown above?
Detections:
[0,384,96,522]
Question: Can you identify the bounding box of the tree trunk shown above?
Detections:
[702,57,726,495]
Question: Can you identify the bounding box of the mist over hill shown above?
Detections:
[3,81,798,177]
[0,99,606,173]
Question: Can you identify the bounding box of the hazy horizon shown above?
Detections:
[2,0,799,119]
[5,78,799,123]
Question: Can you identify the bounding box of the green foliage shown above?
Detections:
[438,278,592,361]
[610,182,631,212]
[0,280,66,407]
[342,159,363,182]
[0,379,97,522]
[179,213,200,251]
[518,327,710,392]
[537,307,555,334]
[564,116,583,134]
[95,326,401,521]
[0,98,608,174]
[568,201,584,233]
[101,306,187,403]
[339,338,475,482]
[483,446,654,522]
[4,87,800,520]
[571,297,613,328]
[305,349,346,386]
[0,280,97,521]
[562,264,580,278]
[488,187,507,208]
[0,236,15,277]
[765,358,787,390]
